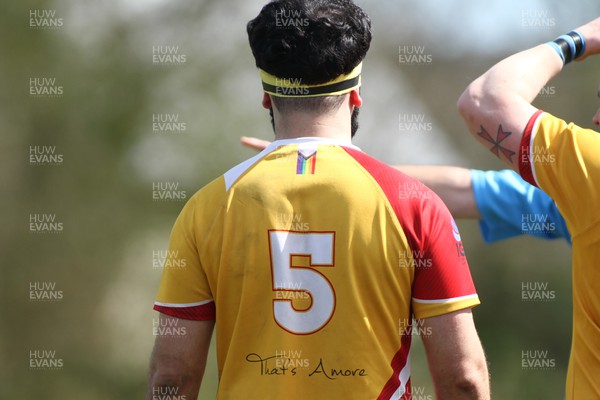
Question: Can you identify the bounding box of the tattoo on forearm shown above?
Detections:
[477,124,516,163]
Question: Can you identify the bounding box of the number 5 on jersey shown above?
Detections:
[268,230,336,335]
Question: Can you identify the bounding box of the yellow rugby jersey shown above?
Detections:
[154,137,480,399]
[520,111,600,399]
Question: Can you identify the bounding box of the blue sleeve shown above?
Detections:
[470,169,571,244]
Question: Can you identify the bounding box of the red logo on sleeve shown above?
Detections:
[451,218,465,257]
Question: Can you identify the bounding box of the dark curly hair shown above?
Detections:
[247,0,372,135]
[247,0,372,84]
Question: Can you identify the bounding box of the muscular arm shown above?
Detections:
[457,45,560,171]
[420,309,490,400]
[146,314,215,399]
[457,18,600,171]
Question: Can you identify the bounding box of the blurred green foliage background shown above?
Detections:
[1,0,598,398]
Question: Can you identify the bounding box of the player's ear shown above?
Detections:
[262,93,272,109]
[349,89,362,108]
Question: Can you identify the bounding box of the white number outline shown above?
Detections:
[267,230,336,335]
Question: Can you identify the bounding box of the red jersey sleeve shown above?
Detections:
[343,148,480,319]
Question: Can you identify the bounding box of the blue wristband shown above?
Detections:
[547,30,586,65]
[546,41,566,63]
[570,30,586,58]
[557,34,577,60]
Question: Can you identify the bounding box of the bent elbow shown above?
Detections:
[453,361,490,399]
[149,372,184,389]
[457,84,483,127]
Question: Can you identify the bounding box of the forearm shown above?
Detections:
[467,44,563,110]
[459,17,600,169]
[394,165,480,219]
[422,310,490,400]
[464,17,600,110]
[432,362,490,400]
[145,316,214,400]
[146,350,205,400]
[428,342,490,400]
[147,370,202,400]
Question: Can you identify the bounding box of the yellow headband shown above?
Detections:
[259,62,362,98]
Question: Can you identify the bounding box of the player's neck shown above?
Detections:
[273,111,352,142]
